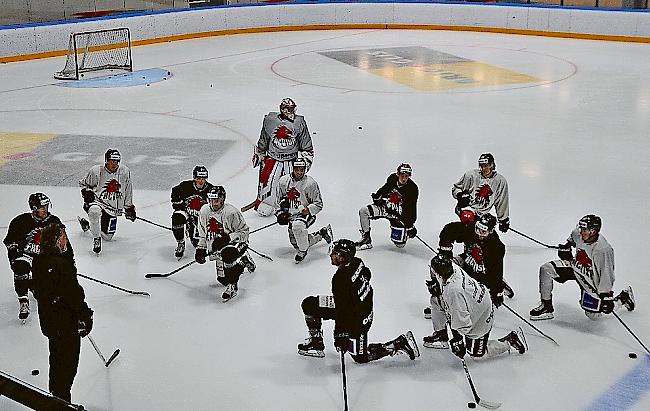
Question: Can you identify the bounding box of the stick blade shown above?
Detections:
[479,399,502,409]
[240,201,256,212]
[105,349,120,367]
[145,273,168,279]
[133,291,151,297]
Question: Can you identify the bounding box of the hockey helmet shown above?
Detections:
[193,165,209,179]
[478,153,495,166]
[459,207,476,224]
[105,149,121,162]
[207,186,226,201]
[280,98,297,121]
[475,213,497,235]
[397,163,412,175]
[578,214,601,232]
[28,193,50,211]
[430,254,453,279]
[330,239,356,261]
[292,157,308,169]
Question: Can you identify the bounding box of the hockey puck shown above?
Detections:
[468,402,476,408]
[358,126,363,129]
[31,369,39,375]
[629,352,637,359]
[146,84,150,87]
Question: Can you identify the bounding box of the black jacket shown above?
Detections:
[332,257,374,336]
[374,174,419,227]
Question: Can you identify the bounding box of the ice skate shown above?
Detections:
[175,241,185,260]
[423,306,432,319]
[355,230,372,250]
[530,300,554,321]
[222,283,238,302]
[499,327,527,354]
[394,331,420,360]
[319,224,333,244]
[18,299,29,323]
[423,329,449,349]
[93,237,101,255]
[77,216,90,232]
[298,337,325,358]
[615,286,635,312]
[241,252,256,273]
[295,250,307,264]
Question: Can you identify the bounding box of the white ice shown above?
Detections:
[1,29,649,411]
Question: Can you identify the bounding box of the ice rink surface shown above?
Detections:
[1,28,649,410]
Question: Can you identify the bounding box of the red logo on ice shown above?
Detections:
[104,179,121,193]
[575,249,592,269]
[208,218,223,233]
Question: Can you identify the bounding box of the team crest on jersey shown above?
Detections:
[272,125,296,149]
[474,184,493,208]
[186,195,206,217]
[464,244,486,274]
[100,179,123,201]
[574,249,593,277]
[385,190,403,216]
[287,186,301,208]
[24,227,43,255]
[206,217,223,242]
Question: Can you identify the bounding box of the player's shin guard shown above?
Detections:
[171,211,187,242]
[87,204,103,239]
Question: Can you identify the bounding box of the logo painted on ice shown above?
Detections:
[273,125,296,149]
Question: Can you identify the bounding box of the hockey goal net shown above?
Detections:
[54,28,132,80]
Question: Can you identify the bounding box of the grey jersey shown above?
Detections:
[568,228,615,295]
[275,174,323,216]
[452,169,509,221]
[79,164,133,217]
[197,203,249,250]
[255,113,313,162]
[441,267,494,339]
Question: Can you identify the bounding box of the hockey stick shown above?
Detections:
[612,311,650,355]
[241,200,257,213]
[248,246,273,261]
[78,273,150,297]
[250,221,278,234]
[415,235,437,253]
[508,227,558,249]
[340,350,349,411]
[502,302,559,346]
[87,335,120,368]
[461,358,501,409]
[145,259,196,279]
[134,216,172,231]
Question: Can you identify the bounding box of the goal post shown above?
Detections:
[54,28,133,80]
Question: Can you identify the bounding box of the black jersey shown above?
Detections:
[170,180,214,218]
[3,213,70,259]
[439,221,505,293]
[332,257,374,336]
[374,173,419,227]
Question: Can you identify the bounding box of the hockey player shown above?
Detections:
[530,214,635,321]
[78,149,136,255]
[424,254,527,359]
[252,98,314,216]
[195,186,256,302]
[31,222,92,402]
[355,163,419,250]
[298,239,420,362]
[452,153,510,233]
[3,193,71,322]
[275,157,333,263]
[170,165,214,259]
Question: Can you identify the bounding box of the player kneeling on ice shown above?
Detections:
[195,186,255,302]
[530,214,634,321]
[252,98,314,216]
[355,163,418,250]
[170,165,214,260]
[78,149,136,255]
[274,157,332,263]
[4,193,72,322]
[425,254,527,359]
[298,239,420,362]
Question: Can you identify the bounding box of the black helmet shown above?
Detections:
[105,149,121,162]
[28,193,50,211]
[330,239,356,261]
[478,153,495,166]
[430,254,453,278]
[193,165,208,179]
[579,214,601,232]
[476,213,497,233]
[207,186,226,201]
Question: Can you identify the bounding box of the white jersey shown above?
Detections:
[567,228,615,296]
[197,203,249,250]
[79,164,133,217]
[255,112,314,167]
[452,169,509,222]
[441,267,494,339]
[275,174,323,216]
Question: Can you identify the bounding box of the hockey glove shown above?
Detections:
[81,188,95,204]
[600,292,615,314]
[407,226,417,239]
[276,212,291,226]
[78,308,93,338]
[195,248,207,264]
[334,333,350,353]
[371,192,385,207]
[279,196,290,212]
[449,330,466,359]
[252,152,264,168]
[490,289,504,308]
[7,243,23,261]
[426,278,441,298]
[212,232,231,252]
[125,205,137,222]
[557,242,573,261]
[456,190,471,209]
[498,217,510,233]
